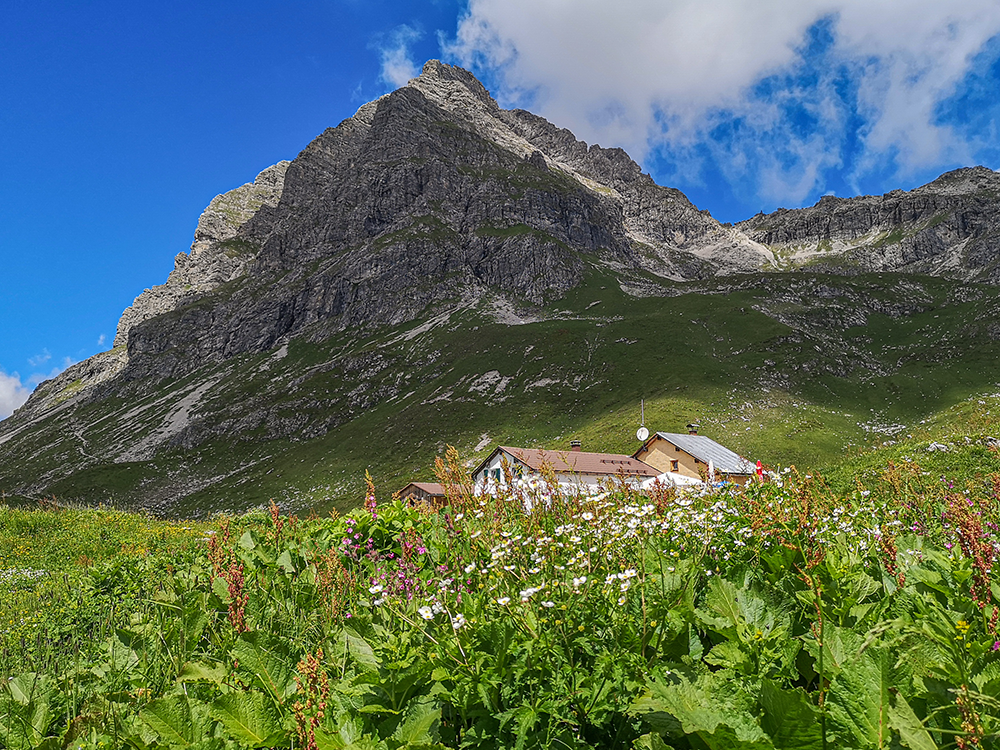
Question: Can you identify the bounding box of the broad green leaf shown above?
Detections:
[3,673,48,706]
[824,644,901,749]
[343,628,380,672]
[239,530,257,550]
[231,635,297,703]
[0,673,52,750]
[802,623,865,678]
[182,596,210,648]
[210,692,286,747]
[212,576,231,602]
[688,626,704,661]
[140,696,206,748]
[703,577,742,629]
[704,641,751,673]
[0,699,51,750]
[391,695,441,746]
[632,733,671,750]
[888,694,937,750]
[276,549,295,574]
[908,566,949,595]
[632,672,774,750]
[759,680,822,750]
[177,661,228,685]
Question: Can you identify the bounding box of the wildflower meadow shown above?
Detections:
[2,451,1000,749]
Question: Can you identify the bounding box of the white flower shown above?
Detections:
[617,595,627,605]
[464,563,477,574]
[418,606,434,620]
[432,602,445,614]
[452,613,467,630]
[541,601,555,608]
[497,596,511,606]
[619,580,631,592]
[519,586,540,602]
[582,512,594,521]
[368,583,384,594]
[373,598,385,606]
[572,576,587,588]
[620,569,638,579]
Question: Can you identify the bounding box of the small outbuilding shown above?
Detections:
[397,481,447,506]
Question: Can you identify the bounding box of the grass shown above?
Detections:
[2,452,1000,748]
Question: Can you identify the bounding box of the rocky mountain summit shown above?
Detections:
[10,61,777,421]
[3,61,1000,515]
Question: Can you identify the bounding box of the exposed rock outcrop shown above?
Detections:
[739,166,1000,282]
[113,161,290,349]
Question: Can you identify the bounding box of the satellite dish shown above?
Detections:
[636,426,649,442]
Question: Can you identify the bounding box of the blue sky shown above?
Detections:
[3,0,1000,417]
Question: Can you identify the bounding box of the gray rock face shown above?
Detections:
[114,161,289,349]
[738,166,1000,282]
[113,60,778,385]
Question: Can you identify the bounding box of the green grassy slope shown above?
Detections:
[3,267,1000,517]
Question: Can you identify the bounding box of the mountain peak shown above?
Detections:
[406,59,499,115]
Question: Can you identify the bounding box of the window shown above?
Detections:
[671,460,679,472]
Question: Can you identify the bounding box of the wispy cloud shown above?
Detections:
[28,348,51,368]
[445,0,1000,207]
[0,371,30,420]
[374,24,424,89]
[97,333,106,348]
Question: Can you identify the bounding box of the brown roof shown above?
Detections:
[399,482,446,496]
[483,446,659,478]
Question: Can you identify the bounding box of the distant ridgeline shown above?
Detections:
[3,60,1000,516]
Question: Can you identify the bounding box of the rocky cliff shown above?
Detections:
[738,166,1000,282]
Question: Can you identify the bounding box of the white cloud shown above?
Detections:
[28,348,51,368]
[0,355,77,420]
[445,0,1000,204]
[97,333,107,347]
[376,25,424,89]
[0,371,30,420]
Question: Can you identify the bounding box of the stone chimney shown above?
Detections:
[686,423,699,435]
[570,439,582,452]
